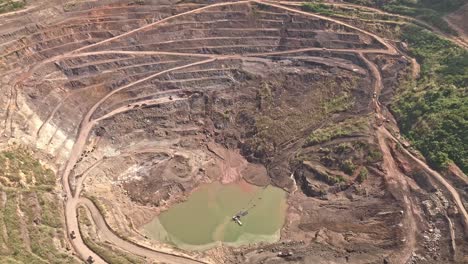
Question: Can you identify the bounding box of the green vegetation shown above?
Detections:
[344,0,464,34]
[366,149,383,163]
[357,167,368,183]
[382,4,453,34]
[38,192,63,228]
[78,207,92,227]
[302,2,335,16]
[0,148,77,263]
[301,1,466,174]
[392,25,467,172]
[86,195,108,217]
[321,92,355,115]
[302,1,408,39]
[63,2,77,12]
[0,0,25,14]
[23,195,73,262]
[0,147,56,187]
[302,0,406,21]
[305,117,368,146]
[316,172,345,185]
[334,143,353,154]
[341,159,357,175]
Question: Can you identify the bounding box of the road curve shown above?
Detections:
[12,1,248,86]
[254,0,397,54]
[61,63,215,263]
[65,198,107,263]
[70,1,251,54]
[57,1,401,262]
[41,1,466,263]
[79,198,208,264]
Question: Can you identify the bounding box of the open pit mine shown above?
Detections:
[0,0,467,263]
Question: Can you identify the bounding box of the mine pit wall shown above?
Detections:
[0,1,465,263]
[83,53,367,200]
[0,79,75,164]
[2,0,358,205]
[1,58,77,159]
[0,0,387,151]
[78,3,385,54]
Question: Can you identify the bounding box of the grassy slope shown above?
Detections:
[305,117,368,146]
[0,148,79,263]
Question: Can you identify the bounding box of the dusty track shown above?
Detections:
[6,0,465,263]
[376,127,418,262]
[383,129,468,235]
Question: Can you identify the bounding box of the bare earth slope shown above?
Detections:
[445,3,468,43]
[0,0,466,263]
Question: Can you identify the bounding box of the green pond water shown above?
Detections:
[142,181,287,250]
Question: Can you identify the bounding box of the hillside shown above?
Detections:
[0,0,466,263]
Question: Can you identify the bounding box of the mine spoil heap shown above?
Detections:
[0,0,467,264]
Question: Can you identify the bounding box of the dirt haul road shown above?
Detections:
[25,0,463,263]
[383,128,468,235]
[78,198,206,264]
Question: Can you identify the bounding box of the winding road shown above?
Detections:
[10,0,465,263]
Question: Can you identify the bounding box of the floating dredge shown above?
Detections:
[232,210,249,226]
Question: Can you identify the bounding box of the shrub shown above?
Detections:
[302,3,335,16]
[367,149,383,163]
[341,160,357,175]
[357,167,368,183]
[306,118,367,146]
[392,25,467,173]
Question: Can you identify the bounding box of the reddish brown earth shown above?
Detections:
[0,0,466,264]
[445,3,468,43]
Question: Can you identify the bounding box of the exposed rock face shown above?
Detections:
[298,175,326,198]
[0,1,466,263]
